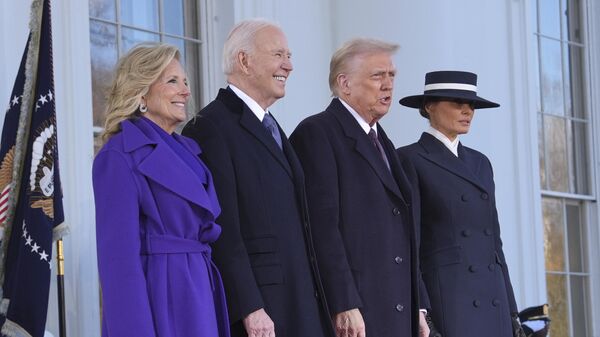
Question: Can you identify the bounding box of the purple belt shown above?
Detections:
[141,233,217,290]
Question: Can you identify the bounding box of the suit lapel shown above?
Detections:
[239,107,293,177]
[217,88,293,177]
[418,132,488,192]
[123,119,218,217]
[458,143,484,177]
[330,99,404,201]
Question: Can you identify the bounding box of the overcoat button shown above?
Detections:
[394,256,403,264]
[461,194,469,202]
[395,304,404,312]
[488,264,496,271]
[393,207,401,216]
[473,300,480,307]
[484,229,493,236]
[481,193,489,200]
[469,265,478,273]
[461,229,471,237]
[492,299,501,307]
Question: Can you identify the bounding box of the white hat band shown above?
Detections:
[424,83,477,93]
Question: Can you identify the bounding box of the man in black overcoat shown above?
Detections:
[290,38,429,337]
[183,19,332,337]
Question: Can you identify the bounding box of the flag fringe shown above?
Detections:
[1,319,34,337]
[0,298,9,315]
[0,1,44,331]
[52,222,68,241]
[0,0,44,284]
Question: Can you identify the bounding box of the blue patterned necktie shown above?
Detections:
[262,113,283,150]
[368,128,390,170]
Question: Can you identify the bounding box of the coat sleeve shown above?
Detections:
[487,158,518,314]
[290,119,362,315]
[396,149,431,311]
[93,149,156,336]
[182,116,264,324]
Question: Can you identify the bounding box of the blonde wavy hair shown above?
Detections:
[101,42,181,142]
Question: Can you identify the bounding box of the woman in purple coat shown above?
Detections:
[93,43,230,337]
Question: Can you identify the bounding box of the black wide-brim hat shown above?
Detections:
[399,70,500,110]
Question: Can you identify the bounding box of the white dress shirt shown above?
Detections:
[339,98,379,135]
[229,84,269,121]
[426,126,460,157]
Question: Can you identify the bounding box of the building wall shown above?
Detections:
[2,0,598,335]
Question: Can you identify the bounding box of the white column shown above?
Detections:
[48,0,100,336]
[504,0,547,308]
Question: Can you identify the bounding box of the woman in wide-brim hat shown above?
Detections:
[396,71,525,337]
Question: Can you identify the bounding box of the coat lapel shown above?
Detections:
[330,99,404,201]
[418,132,488,192]
[217,88,293,177]
[122,118,218,217]
[379,127,411,205]
[282,135,307,202]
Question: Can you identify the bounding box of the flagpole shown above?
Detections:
[56,239,67,337]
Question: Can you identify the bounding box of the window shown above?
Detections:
[535,0,593,335]
[89,0,203,151]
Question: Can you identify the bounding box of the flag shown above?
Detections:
[0,0,66,336]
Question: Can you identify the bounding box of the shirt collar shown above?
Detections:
[229,84,269,121]
[338,98,378,135]
[426,126,460,157]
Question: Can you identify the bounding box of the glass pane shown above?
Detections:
[544,115,569,192]
[89,0,115,20]
[546,273,570,337]
[539,0,561,38]
[121,28,160,55]
[120,0,159,31]
[539,38,565,116]
[543,198,565,272]
[89,21,118,128]
[565,203,585,272]
[538,113,547,189]
[164,37,202,114]
[163,0,184,36]
[568,121,589,194]
[564,0,582,43]
[565,45,585,119]
[182,0,200,39]
[570,275,590,337]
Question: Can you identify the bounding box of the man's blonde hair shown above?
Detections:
[329,38,399,96]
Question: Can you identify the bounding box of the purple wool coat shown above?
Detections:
[93,117,230,337]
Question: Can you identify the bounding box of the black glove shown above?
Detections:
[512,314,527,337]
[425,313,442,337]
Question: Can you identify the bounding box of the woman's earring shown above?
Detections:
[139,102,148,113]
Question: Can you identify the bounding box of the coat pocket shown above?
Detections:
[246,236,284,286]
[421,245,463,271]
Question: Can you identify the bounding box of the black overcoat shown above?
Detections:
[397,132,518,337]
[290,98,422,337]
[182,88,333,337]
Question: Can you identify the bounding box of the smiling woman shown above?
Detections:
[92,43,230,337]
[142,59,191,134]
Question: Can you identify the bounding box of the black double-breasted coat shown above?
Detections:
[182,88,333,337]
[290,98,423,337]
[397,132,518,337]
